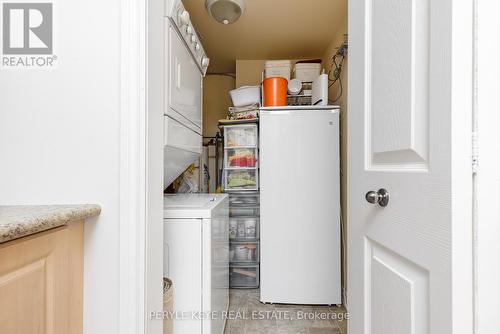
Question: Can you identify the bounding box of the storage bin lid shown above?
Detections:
[265,60,292,68]
[231,85,260,92]
[294,63,322,69]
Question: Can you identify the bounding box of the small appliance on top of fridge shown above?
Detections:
[259,105,341,305]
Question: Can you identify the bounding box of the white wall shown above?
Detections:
[321,13,348,302]
[0,0,121,333]
[203,74,235,137]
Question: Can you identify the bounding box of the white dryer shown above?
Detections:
[164,194,229,334]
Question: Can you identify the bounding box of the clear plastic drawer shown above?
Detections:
[224,169,258,191]
[230,264,260,289]
[225,148,258,168]
[229,206,260,217]
[229,241,259,263]
[229,217,260,241]
[224,124,258,148]
[229,192,260,206]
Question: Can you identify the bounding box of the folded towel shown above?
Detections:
[228,102,260,114]
[227,110,258,120]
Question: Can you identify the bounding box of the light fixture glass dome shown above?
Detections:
[205,0,246,25]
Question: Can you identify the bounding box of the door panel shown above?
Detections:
[349,0,473,333]
[368,240,429,334]
[369,0,429,169]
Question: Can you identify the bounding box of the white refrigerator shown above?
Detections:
[259,106,341,305]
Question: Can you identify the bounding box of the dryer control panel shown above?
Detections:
[169,1,209,75]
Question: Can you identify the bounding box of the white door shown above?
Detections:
[348,0,473,333]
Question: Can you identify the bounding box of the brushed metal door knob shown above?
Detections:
[365,188,389,207]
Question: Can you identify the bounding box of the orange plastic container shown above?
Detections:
[263,77,287,107]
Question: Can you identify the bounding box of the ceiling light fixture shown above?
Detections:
[205,0,246,25]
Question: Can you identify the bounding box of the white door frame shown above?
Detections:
[118,0,164,333]
[118,0,148,332]
[475,1,500,333]
[116,0,499,333]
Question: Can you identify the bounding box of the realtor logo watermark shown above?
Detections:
[2,2,57,67]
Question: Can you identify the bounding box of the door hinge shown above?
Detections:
[472,130,479,173]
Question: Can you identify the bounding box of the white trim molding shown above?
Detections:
[475,1,500,333]
[119,0,148,332]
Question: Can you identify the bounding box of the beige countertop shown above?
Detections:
[0,204,101,243]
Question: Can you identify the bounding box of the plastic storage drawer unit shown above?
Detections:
[225,148,258,168]
[230,241,259,263]
[229,217,260,240]
[224,124,258,148]
[230,264,260,289]
[225,169,258,191]
[229,192,260,206]
[229,206,260,217]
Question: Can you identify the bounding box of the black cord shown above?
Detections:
[328,52,345,103]
[328,54,342,83]
[331,74,343,103]
[329,55,342,87]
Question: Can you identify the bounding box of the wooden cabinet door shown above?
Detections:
[0,223,83,334]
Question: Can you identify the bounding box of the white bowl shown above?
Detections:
[287,78,302,95]
[229,86,261,107]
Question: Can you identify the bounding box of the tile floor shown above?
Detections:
[224,289,347,334]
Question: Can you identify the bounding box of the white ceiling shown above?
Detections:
[183,0,347,73]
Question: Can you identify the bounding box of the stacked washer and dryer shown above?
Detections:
[162,2,229,334]
[163,0,209,188]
